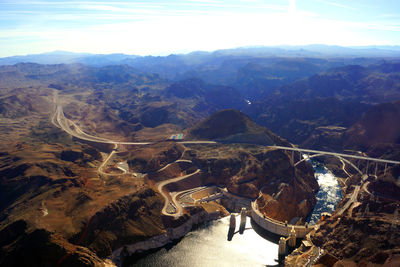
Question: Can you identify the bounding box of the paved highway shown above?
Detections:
[156,159,193,173]
[54,101,215,145]
[337,185,360,216]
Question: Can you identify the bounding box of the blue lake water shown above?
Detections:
[130,217,278,267]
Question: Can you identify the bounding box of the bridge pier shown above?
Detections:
[375,162,378,177]
[291,151,294,165]
[384,163,388,175]
[366,161,369,176]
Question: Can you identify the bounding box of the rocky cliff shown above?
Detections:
[0,220,107,267]
[310,167,400,266]
[184,144,318,222]
[345,100,400,151]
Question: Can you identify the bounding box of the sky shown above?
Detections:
[1,0,400,57]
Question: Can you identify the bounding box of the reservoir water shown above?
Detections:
[131,161,342,266]
[130,216,278,267]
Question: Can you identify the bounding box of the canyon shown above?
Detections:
[0,48,400,266]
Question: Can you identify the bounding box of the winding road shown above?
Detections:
[157,169,202,216]
[98,144,118,176]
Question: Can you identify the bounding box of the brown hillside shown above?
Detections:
[345,100,400,150]
[187,109,290,146]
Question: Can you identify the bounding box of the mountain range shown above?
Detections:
[2,45,400,66]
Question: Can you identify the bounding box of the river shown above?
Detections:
[307,160,343,224]
[130,161,342,266]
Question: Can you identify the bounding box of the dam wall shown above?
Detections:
[250,202,314,238]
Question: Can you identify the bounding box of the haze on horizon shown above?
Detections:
[1,0,400,57]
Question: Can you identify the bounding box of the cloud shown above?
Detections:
[316,0,355,10]
[377,13,400,19]
[76,4,161,15]
[1,0,399,57]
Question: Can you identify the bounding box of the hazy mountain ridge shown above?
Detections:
[2,45,399,66]
[1,59,400,148]
[1,46,398,93]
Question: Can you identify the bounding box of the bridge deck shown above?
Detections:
[272,146,400,165]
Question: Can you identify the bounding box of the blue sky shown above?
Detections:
[1,0,400,57]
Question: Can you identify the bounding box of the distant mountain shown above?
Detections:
[267,62,400,103]
[302,100,400,158]
[203,45,400,58]
[2,44,399,67]
[165,78,246,112]
[0,51,89,65]
[244,62,400,144]
[278,44,400,57]
[2,45,397,100]
[0,51,140,66]
[0,62,160,88]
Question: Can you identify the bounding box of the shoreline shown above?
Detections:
[109,210,220,266]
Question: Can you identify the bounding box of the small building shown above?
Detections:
[302,240,313,249]
[169,133,184,141]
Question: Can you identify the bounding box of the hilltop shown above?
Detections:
[187,109,289,146]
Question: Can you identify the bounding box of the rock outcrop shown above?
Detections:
[0,220,106,267]
[186,144,318,221]
[75,188,165,258]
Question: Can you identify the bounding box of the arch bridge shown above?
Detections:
[270,146,400,177]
